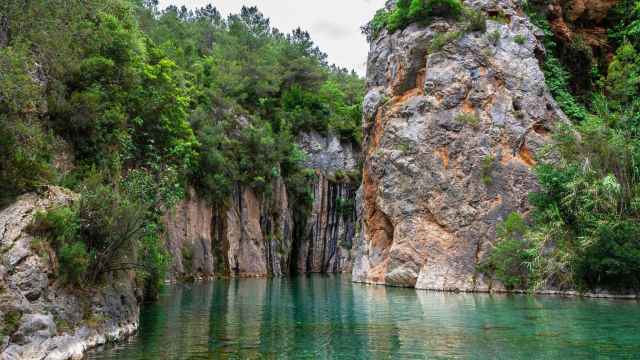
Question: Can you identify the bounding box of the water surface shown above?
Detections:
[87,275,640,359]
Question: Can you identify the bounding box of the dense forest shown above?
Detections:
[0,0,363,297]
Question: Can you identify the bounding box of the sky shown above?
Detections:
[157,0,387,76]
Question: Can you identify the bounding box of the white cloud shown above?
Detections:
[156,0,387,76]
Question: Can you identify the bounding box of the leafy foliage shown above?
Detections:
[429,31,462,52]
[479,213,532,290]
[481,4,640,292]
[362,0,464,40]
[31,171,168,296]
[1,0,364,296]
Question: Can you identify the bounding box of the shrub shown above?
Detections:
[425,0,463,18]
[336,197,355,218]
[514,34,526,45]
[367,9,390,40]
[388,0,411,32]
[409,0,428,19]
[30,207,80,249]
[489,10,510,24]
[0,310,22,337]
[465,8,487,33]
[429,31,462,52]
[30,173,167,296]
[480,155,495,185]
[455,112,480,127]
[0,117,57,207]
[488,30,501,45]
[367,0,464,38]
[58,241,90,285]
[479,213,532,289]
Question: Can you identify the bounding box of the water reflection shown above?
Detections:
[88,275,640,359]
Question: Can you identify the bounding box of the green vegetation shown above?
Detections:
[481,2,640,292]
[514,34,526,45]
[480,155,495,186]
[429,31,462,52]
[336,196,355,218]
[0,310,22,337]
[1,1,364,297]
[479,213,531,289]
[464,8,487,33]
[488,10,510,25]
[488,30,501,46]
[363,0,464,40]
[455,112,480,128]
[30,171,169,297]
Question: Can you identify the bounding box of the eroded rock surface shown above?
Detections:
[0,187,139,360]
[164,131,360,279]
[353,0,566,291]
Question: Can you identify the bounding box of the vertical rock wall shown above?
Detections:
[293,174,357,274]
[163,132,361,279]
[352,0,567,291]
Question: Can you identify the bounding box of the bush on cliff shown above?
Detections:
[31,171,168,296]
[363,0,464,39]
[481,4,640,292]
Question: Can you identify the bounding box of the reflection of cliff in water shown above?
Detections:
[87,275,640,359]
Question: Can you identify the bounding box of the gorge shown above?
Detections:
[1,0,640,359]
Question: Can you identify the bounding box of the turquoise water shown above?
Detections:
[87,275,640,359]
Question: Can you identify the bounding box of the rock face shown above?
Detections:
[352,0,566,291]
[0,187,139,360]
[293,174,358,274]
[547,0,618,48]
[164,131,360,279]
[164,180,294,279]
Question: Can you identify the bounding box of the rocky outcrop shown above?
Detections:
[353,0,566,291]
[164,131,360,279]
[296,131,359,173]
[547,0,618,48]
[0,187,139,360]
[293,131,360,274]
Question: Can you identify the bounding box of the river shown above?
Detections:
[86,274,640,359]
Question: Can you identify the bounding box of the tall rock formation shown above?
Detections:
[293,132,360,274]
[164,131,360,279]
[352,0,567,291]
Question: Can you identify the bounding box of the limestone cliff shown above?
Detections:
[164,131,360,279]
[0,187,139,360]
[352,0,566,291]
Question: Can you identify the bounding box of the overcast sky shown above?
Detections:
[157,0,387,76]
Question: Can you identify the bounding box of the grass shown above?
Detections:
[489,10,510,24]
[455,113,480,127]
[481,155,496,185]
[488,30,501,46]
[85,313,107,329]
[1,310,22,337]
[514,34,527,45]
[395,141,412,153]
[429,31,462,52]
[465,8,487,33]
